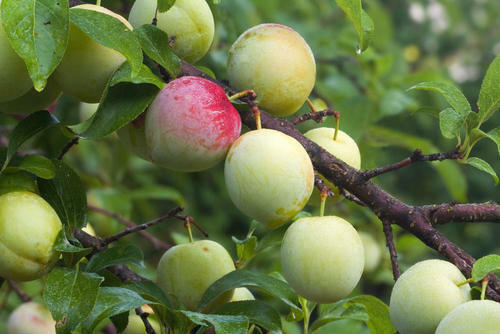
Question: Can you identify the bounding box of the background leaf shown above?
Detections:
[408,81,471,116]
[1,0,69,90]
[335,0,374,52]
[86,245,144,273]
[486,127,500,156]
[477,54,500,125]
[466,157,499,184]
[471,254,500,282]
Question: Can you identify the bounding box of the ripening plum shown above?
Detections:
[129,0,214,63]
[145,76,241,172]
[280,216,364,303]
[224,129,314,229]
[7,302,55,334]
[227,24,316,117]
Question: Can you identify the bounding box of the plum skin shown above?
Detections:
[358,231,382,273]
[224,129,314,229]
[389,259,471,334]
[146,76,241,172]
[54,4,132,103]
[435,300,500,334]
[129,0,214,63]
[280,216,365,303]
[156,240,236,311]
[7,302,56,334]
[227,23,316,117]
[0,191,62,281]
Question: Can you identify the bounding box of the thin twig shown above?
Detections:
[135,308,156,334]
[339,187,366,207]
[382,220,400,281]
[361,148,462,180]
[102,206,184,246]
[422,201,500,225]
[87,204,172,250]
[292,109,339,125]
[8,281,31,303]
[57,137,79,160]
[314,173,334,197]
[174,214,209,238]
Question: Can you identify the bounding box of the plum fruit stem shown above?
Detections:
[255,110,262,130]
[319,192,327,217]
[185,220,194,243]
[333,113,340,141]
[306,98,318,113]
[299,296,310,334]
[481,280,488,300]
[96,0,101,6]
[456,278,473,287]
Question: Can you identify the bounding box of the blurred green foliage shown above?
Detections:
[0,0,499,332]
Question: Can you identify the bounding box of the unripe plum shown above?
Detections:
[156,239,235,311]
[0,12,33,102]
[304,128,361,205]
[224,129,314,229]
[54,4,132,103]
[280,216,364,303]
[129,0,214,63]
[7,302,55,334]
[0,76,61,114]
[231,288,255,302]
[436,300,500,334]
[0,191,62,281]
[145,76,241,172]
[227,24,316,117]
[358,231,381,273]
[389,259,471,334]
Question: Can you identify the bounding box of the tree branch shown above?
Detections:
[292,109,338,125]
[381,220,400,281]
[8,281,31,303]
[422,202,500,224]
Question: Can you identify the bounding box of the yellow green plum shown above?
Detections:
[0,77,61,114]
[436,300,500,334]
[358,231,382,273]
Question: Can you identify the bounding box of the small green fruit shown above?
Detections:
[7,302,55,334]
[281,216,364,303]
[0,191,62,281]
[389,259,471,334]
[358,231,381,273]
[436,300,500,334]
[231,288,255,302]
[227,23,316,117]
[156,240,235,311]
[224,129,314,229]
[129,0,214,63]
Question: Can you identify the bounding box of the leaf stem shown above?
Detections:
[96,0,101,6]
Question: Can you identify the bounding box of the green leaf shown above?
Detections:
[471,254,500,282]
[2,110,59,171]
[197,270,300,313]
[439,108,469,139]
[467,157,499,184]
[110,62,165,89]
[18,154,55,179]
[379,89,417,117]
[127,185,185,205]
[80,287,155,334]
[214,300,282,332]
[335,0,374,52]
[408,81,471,117]
[181,311,249,334]
[157,0,176,12]
[134,24,181,78]
[69,7,142,77]
[123,280,172,308]
[86,245,144,273]
[1,0,69,91]
[43,267,104,334]
[233,235,258,269]
[486,127,500,156]
[0,171,37,195]
[38,160,87,229]
[79,65,161,139]
[53,230,92,266]
[478,54,500,125]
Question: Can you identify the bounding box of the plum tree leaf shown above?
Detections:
[80,287,155,334]
[43,267,104,334]
[486,127,500,156]
[0,171,38,195]
[86,245,144,273]
[379,89,417,117]
[181,311,249,334]
[1,110,59,171]
[212,300,282,332]
[472,254,500,282]
[18,154,55,179]
[439,107,469,139]
[38,160,87,229]
[408,81,471,117]
[466,157,499,185]
[477,54,500,125]
[134,24,181,78]
[197,270,300,313]
[70,7,142,77]
[232,235,257,269]
[123,280,172,308]
[335,0,374,52]
[1,0,69,91]
[157,0,176,12]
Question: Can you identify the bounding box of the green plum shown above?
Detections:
[436,300,500,334]
[224,129,314,229]
[0,9,32,102]
[231,288,255,302]
[358,231,382,273]
[281,216,365,303]
[54,4,132,103]
[227,23,316,117]
[304,127,361,205]
[0,191,62,281]
[156,240,235,311]
[7,302,55,334]
[129,0,214,63]
[389,259,471,334]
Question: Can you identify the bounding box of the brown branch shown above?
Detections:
[361,148,462,180]
[173,214,209,238]
[382,221,400,281]
[422,201,500,224]
[339,187,366,207]
[102,206,184,245]
[136,308,156,334]
[8,281,31,303]
[88,204,172,250]
[177,61,500,301]
[292,109,339,125]
[57,137,79,160]
[314,173,334,198]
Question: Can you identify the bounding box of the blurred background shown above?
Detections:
[0,0,499,332]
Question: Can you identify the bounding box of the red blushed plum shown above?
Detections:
[145,76,241,172]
